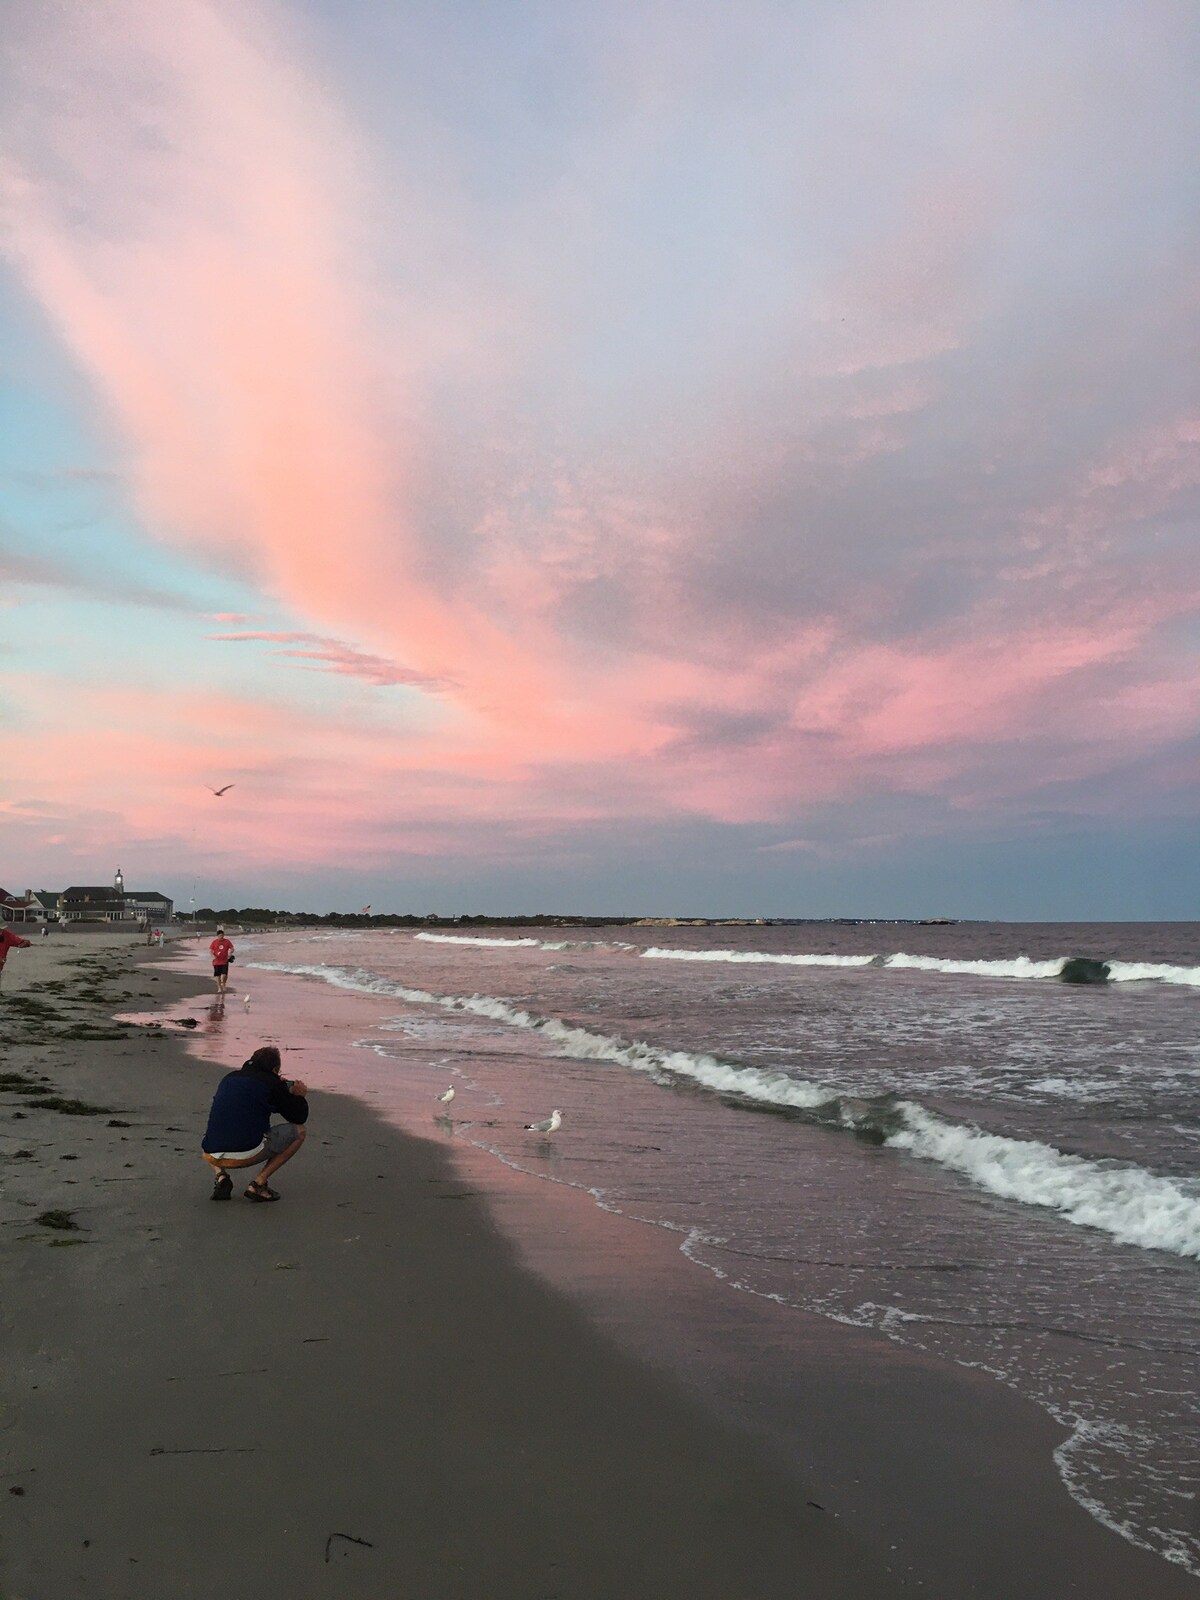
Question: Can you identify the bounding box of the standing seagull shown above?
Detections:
[436,1086,455,1108]
[524,1109,562,1134]
[242,994,251,1010]
[206,784,235,797]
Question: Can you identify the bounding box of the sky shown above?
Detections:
[1,0,1197,919]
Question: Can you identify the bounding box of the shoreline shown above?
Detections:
[1,940,899,1597]
[2,939,1196,1597]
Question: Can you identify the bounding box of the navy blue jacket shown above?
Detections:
[202,1066,309,1153]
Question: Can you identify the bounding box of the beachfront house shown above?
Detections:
[60,885,133,924]
[60,883,174,925]
[0,888,43,924]
[32,890,61,922]
[123,889,174,923]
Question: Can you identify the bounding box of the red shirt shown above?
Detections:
[0,928,31,965]
[210,936,234,966]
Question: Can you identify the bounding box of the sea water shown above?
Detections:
[239,921,1199,1575]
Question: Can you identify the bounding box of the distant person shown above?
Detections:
[41,923,50,939]
[200,1045,309,1202]
[0,926,31,990]
[209,927,235,995]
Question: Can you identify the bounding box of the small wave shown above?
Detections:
[883,952,1066,979]
[641,947,1064,979]
[887,1106,1200,1259]
[398,933,1200,988]
[251,958,1200,1261]
[413,931,632,954]
[643,947,876,968]
[645,947,1200,988]
[1107,960,1200,987]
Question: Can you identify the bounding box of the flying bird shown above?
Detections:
[207,784,235,797]
[360,905,372,915]
[524,1109,562,1134]
[436,1086,455,1107]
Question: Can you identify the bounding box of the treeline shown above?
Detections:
[191,908,630,928]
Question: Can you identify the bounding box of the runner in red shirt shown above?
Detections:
[209,928,235,996]
[0,927,32,992]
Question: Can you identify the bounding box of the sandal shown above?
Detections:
[210,1172,233,1201]
[244,1180,281,1202]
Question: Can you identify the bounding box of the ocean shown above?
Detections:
[226,920,1198,1577]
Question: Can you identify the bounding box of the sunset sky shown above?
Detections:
[2,0,1197,917]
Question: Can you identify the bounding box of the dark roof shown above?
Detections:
[125,890,172,901]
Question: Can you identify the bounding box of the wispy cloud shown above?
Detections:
[1,0,1198,906]
[209,630,453,690]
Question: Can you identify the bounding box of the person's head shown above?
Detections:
[244,1045,281,1076]
[216,926,224,935]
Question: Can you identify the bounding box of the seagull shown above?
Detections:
[524,1109,562,1134]
[242,994,251,1010]
[207,784,235,797]
[436,1086,455,1107]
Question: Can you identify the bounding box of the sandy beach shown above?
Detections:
[1,936,1195,1598]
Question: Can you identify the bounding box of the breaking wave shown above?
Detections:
[412,932,1200,987]
[643,947,877,969]
[251,959,1200,1261]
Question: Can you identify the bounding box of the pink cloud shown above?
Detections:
[0,0,545,718]
[2,1,1198,888]
[209,630,453,690]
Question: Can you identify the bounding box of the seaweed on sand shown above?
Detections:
[0,996,63,1021]
[24,1097,112,1116]
[35,1209,78,1230]
[0,1072,51,1094]
[54,1026,131,1041]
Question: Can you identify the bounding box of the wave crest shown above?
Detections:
[250,958,1200,1261]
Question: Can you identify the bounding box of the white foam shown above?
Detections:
[368,931,1200,989]
[1025,1076,1101,1101]
[250,958,1200,1261]
[641,946,1200,987]
[642,947,875,968]
[883,952,1065,979]
[887,1104,1200,1259]
[1107,960,1200,987]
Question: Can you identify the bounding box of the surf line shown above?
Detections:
[250,959,1200,1262]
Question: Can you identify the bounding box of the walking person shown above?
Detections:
[200,1045,309,1202]
[0,926,31,992]
[209,927,234,995]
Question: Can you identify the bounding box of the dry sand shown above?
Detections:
[1,939,1195,1599]
[0,926,167,994]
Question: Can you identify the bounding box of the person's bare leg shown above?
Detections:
[251,1128,306,1190]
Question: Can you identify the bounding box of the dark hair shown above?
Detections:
[243,1045,282,1075]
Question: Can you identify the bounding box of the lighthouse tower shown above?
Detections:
[114,865,125,896]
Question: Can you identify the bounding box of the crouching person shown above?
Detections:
[201,1045,309,1203]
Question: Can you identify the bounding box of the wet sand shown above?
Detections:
[1,940,1195,1598]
